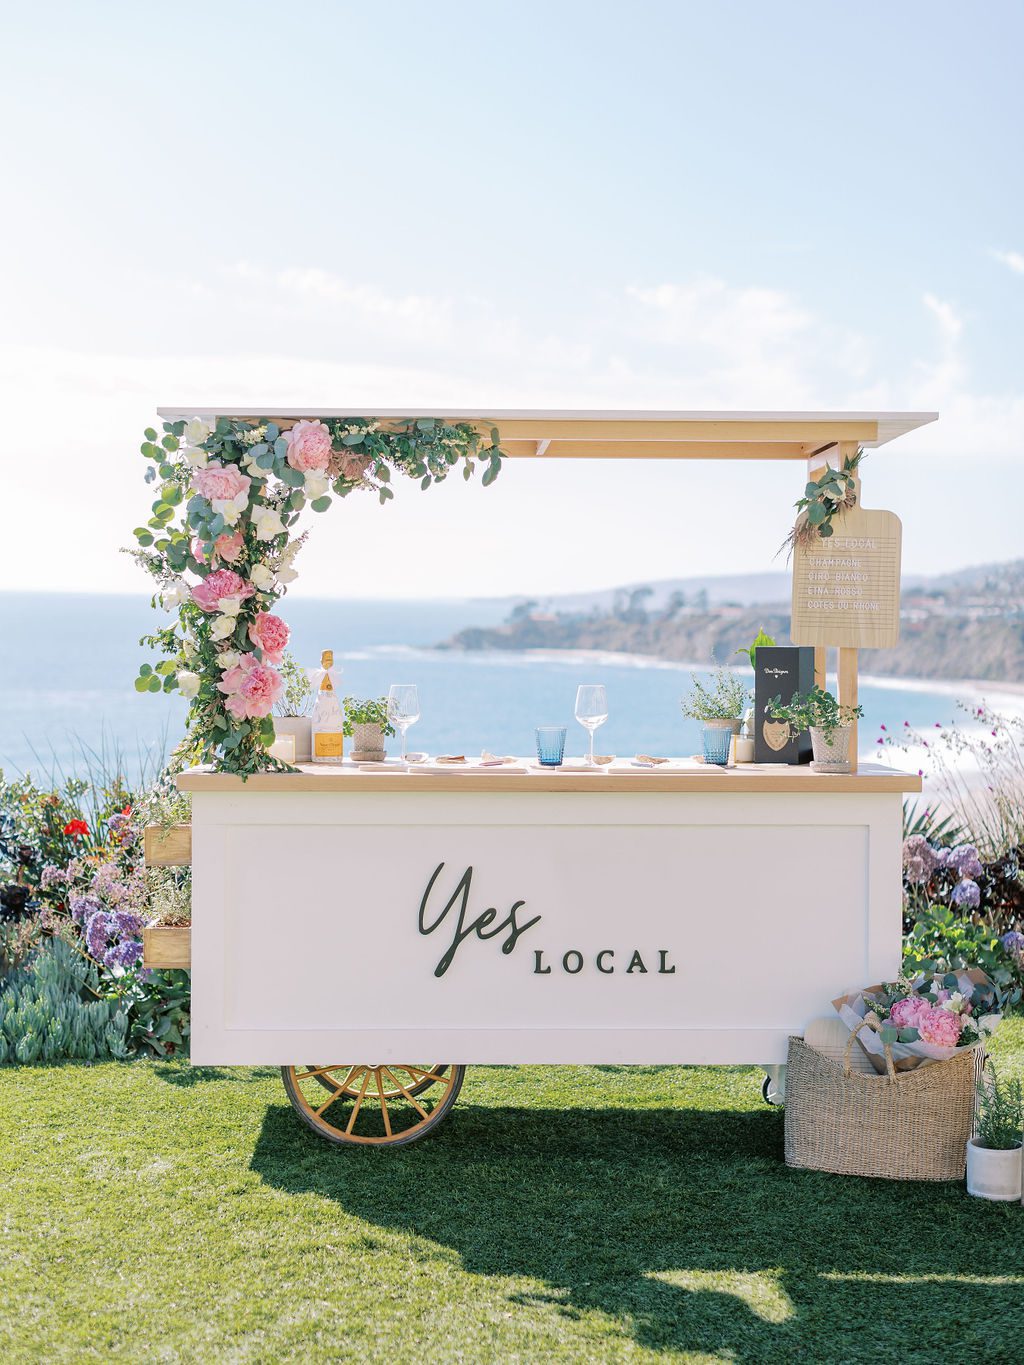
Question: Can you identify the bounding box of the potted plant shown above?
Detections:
[767,685,863,773]
[270,654,315,762]
[680,664,751,735]
[344,696,396,761]
[967,1065,1023,1200]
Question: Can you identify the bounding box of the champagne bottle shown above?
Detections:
[310,649,344,763]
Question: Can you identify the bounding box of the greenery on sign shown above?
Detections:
[129,414,504,774]
[782,448,863,557]
[680,665,751,722]
[735,626,776,670]
[769,685,863,742]
[343,696,396,738]
[975,1064,1023,1150]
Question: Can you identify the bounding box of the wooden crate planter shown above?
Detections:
[143,823,192,968]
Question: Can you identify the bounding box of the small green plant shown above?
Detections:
[735,627,776,670]
[975,1065,1023,1150]
[768,685,863,742]
[273,653,315,718]
[0,937,130,1064]
[680,665,751,722]
[903,904,1022,1009]
[343,697,396,738]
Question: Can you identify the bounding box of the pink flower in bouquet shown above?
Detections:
[214,530,245,563]
[889,996,931,1030]
[217,653,284,720]
[285,419,333,473]
[247,612,289,664]
[191,568,254,613]
[192,462,251,504]
[917,1005,964,1048]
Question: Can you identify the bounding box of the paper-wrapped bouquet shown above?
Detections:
[833,969,1001,1073]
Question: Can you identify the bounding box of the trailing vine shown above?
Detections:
[782,447,863,558]
[128,415,504,774]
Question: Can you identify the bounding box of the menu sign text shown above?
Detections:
[790,504,902,649]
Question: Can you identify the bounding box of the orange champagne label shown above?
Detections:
[314,732,344,757]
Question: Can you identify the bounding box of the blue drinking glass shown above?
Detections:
[702,726,732,766]
[536,727,567,766]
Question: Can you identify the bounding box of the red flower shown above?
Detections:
[63,819,88,837]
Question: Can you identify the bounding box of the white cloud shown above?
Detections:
[922,292,962,344]
[991,248,1024,275]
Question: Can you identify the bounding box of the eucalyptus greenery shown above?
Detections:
[129,415,504,774]
[680,666,751,722]
[975,1065,1023,1150]
[782,448,863,558]
[768,685,863,742]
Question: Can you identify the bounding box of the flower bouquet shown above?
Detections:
[833,969,1001,1074]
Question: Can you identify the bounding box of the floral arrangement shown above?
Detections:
[903,834,985,912]
[768,685,863,742]
[834,968,1001,1071]
[782,448,863,557]
[130,414,504,774]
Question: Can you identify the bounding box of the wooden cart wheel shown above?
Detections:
[308,1063,449,1100]
[281,1064,465,1147]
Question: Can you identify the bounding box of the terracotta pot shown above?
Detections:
[966,1138,1023,1201]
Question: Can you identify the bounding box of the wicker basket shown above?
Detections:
[785,1020,979,1181]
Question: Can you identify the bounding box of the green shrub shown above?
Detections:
[0,937,129,1064]
[903,904,1022,1011]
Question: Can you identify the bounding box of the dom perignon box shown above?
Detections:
[754,645,815,764]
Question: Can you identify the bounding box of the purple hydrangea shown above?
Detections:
[85,909,114,958]
[948,844,984,879]
[103,939,143,970]
[113,909,144,936]
[902,834,940,884]
[1001,931,1024,966]
[950,878,981,910]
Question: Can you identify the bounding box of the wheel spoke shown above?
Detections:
[381,1066,430,1119]
[314,1085,349,1117]
[404,1067,450,1085]
[345,1069,372,1135]
[377,1070,393,1138]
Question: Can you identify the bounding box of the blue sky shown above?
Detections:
[2,1,1021,598]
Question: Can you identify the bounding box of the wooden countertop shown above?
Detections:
[176,760,921,794]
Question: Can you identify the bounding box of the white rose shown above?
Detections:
[213,489,250,527]
[250,563,276,591]
[254,508,287,542]
[304,471,330,499]
[218,593,244,618]
[216,650,240,670]
[177,670,201,698]
[185,417,213,445]
[160,584,187,612]
[210,615,236,642]
[183,446,208,469]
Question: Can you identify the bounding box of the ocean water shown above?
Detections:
[0,592,1017,782]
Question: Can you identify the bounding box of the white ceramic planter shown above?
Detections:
[810,724,852,773]
[966,1138,1023,1201]
[270,716,312,763]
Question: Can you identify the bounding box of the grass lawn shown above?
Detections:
[2,1024,1023,1364]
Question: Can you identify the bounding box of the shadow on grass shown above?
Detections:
[154,1063,280,1087]
[249,1097,1023,1360]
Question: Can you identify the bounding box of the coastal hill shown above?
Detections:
[442,560,1024,684]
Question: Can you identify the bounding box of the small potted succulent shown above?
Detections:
[680,663,751,736]
[967,1065,1023,1201]
[767,685,863,773]
[344,696,396,761]
[270,653,315,762]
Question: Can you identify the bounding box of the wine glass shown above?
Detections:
[387,684,420,761]
[575,684,608,767]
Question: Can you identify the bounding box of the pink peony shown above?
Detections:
[888,996,932,1030]
[214,530,245,563]
[247,612,290,664]
[917,1004,964,1048]
[217,653,284,720]
[285,419,333,473]
[191,568,254,613]
[192,462,251,504]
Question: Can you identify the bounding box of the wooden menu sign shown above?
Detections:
[790,504,902,649]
